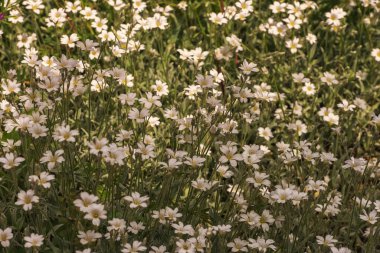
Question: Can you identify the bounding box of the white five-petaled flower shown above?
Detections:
[28,172,55,188]
[77,230,102,245]
[24,233,44,248]
[359,209,378,225]
[0,228,13,247]
[74,192,99,212]
[258,127,273,141]
[0,153,25,170]
[286,37,302,54]
[15,190,39,211]
[209,12,228,25]
[122,240,147,253]
[316,235,338,247]
[40,149,65,170]
[248,237,276,252]
[124,192,149,209]
[321,72,338,86]
[240,60,259,75]
[84,203,107,226]
[227,238,249,252]
[53,123,79,142]
[61,33,79,48]
[371,48,380,62]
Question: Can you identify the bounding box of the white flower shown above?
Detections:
[306,33,317,44]
[258,127,273,141]
[165,207,182,222]
[74,192,99,212]
[0,228,13,247]
[184,85,202,100]
[331,247,352,253]
[107,218,127,233]
[0,153,25,170]
[239,60,259,74]
[359,209,378,224]
[135,143,156,160]
[302,82,316,96]
[149,245,168,253]
[269,1,287,14]
[80,7,98,20]
[184,156,206,168]
[176,239,195,253]
[209,12,228,25]
[87,137,109,155]
[271,188,293,203]
[337,99,356,111]
[15,190,39,211]
[40,150,65,170]
[1,79,21,95]
[191,178,217,191]
[172,222,195,236]
[84,203,107,226]
[61,33,79,48]
[284,14,302,29]
[147,13,169,30]
[217,165,234,178]
[53,124,79,142]
[226,35,243,52]
[371,48,380,62]
[219,144,243,167]
[227,238,249,252]
[316,235,338,247]
[255,210,275,231]
[128,108,149,123]
[246,171,271,187]
[321,72,338,85]
[342,157,367,173]
[325,8,347,26]
[91,17,108,32]
[127,221,145,234]
[23,0,45,14]
[177,2,188,10]
[248,237,276,252]
[122,241,147,253]
[66,1,82,13]
[151,80,169,96]
[288,120,307,136]
[124,192,149,208]
[286,37,302,53]
[78,230,102,245]
[24,233,44,248]
[28,172,55,188]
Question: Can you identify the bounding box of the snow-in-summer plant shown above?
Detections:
[0,0,379,252]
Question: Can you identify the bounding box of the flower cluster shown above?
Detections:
[0,0,379,252]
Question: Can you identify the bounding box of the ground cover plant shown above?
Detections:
[0,0,379,252]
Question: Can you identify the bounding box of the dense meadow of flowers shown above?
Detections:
[0,0,379,252]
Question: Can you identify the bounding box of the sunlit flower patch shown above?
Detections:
[0,0,379,252]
